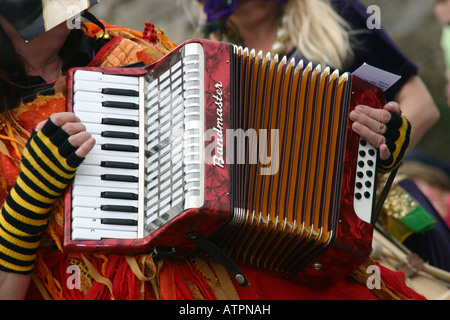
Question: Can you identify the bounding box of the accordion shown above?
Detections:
[64,39,385,288]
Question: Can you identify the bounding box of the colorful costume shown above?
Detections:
[0,20,425,300]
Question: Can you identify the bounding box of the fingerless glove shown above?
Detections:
[379,112,411,174]
[0,119,83,274]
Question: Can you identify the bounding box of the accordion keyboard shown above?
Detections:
[70,43,206,241]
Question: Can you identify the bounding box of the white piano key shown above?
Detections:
[73,218,137,232]
[74,80,138,93]
[76,164,139,178]
[88,144,139,158]
[74,91,139,105]
[76,111,139,125]
[72,185,137,198]
[74,70,139,86]
[72,207,137,220]
[82,153,138,167]
[73,174,138,190]
[72,207,138,221]
[84,123,139,135]
[72,196,138,209]
[91,134,139,148]
[71,228,137,241]
[74,101,139,117]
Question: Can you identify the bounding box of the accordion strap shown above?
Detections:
[372,167,399,225]
[81,11,106,38]
[187,233,249,287]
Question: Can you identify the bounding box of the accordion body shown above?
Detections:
[64,39,385,287]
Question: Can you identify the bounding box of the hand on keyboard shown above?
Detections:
[0,112,95,274]
[35,112,96,158]
[349,102,410,173]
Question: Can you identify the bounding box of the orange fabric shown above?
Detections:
[0,21,178,301]
[159,260,177,300]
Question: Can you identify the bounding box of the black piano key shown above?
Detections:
[101,191,138,200]
[101,218,138,226]
[102,101,139,109]
[102,118,139,127]
[101,131,139,139]
[101,174,138,182]
[102,88,139,96]
[101,143,139,152]
[100,205,138,213]
[101,161,138,169]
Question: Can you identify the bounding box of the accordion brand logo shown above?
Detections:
[212,82,225,169]
[206,82,280,176]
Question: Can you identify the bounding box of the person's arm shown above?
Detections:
[0,273,31,300]
[0,112,94,299]
[393,75,440,148]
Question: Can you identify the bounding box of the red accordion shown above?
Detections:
[64,39,385,288]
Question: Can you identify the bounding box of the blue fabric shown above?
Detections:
[399,179,450,272]
[333,0,418,101]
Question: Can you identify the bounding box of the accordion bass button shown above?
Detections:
[353,138,377,224]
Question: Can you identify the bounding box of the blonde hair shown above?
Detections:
[285,0,353,69]
[191,0,354,70]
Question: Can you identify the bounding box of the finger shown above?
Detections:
[48,112,81,127]
[378,144,390,161]
[383,101,401,115]
[61,121,87,136]
[354,105,392,124]
[75,137,96,158]
[35,120,47,132]
[352,121,386,149]
[350,107,389,135]
[68,131,92,148]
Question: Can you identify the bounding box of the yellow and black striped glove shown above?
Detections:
[0,119,83,274]
[379,112,411,174]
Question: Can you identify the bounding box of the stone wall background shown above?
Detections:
[90,0,450,159]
